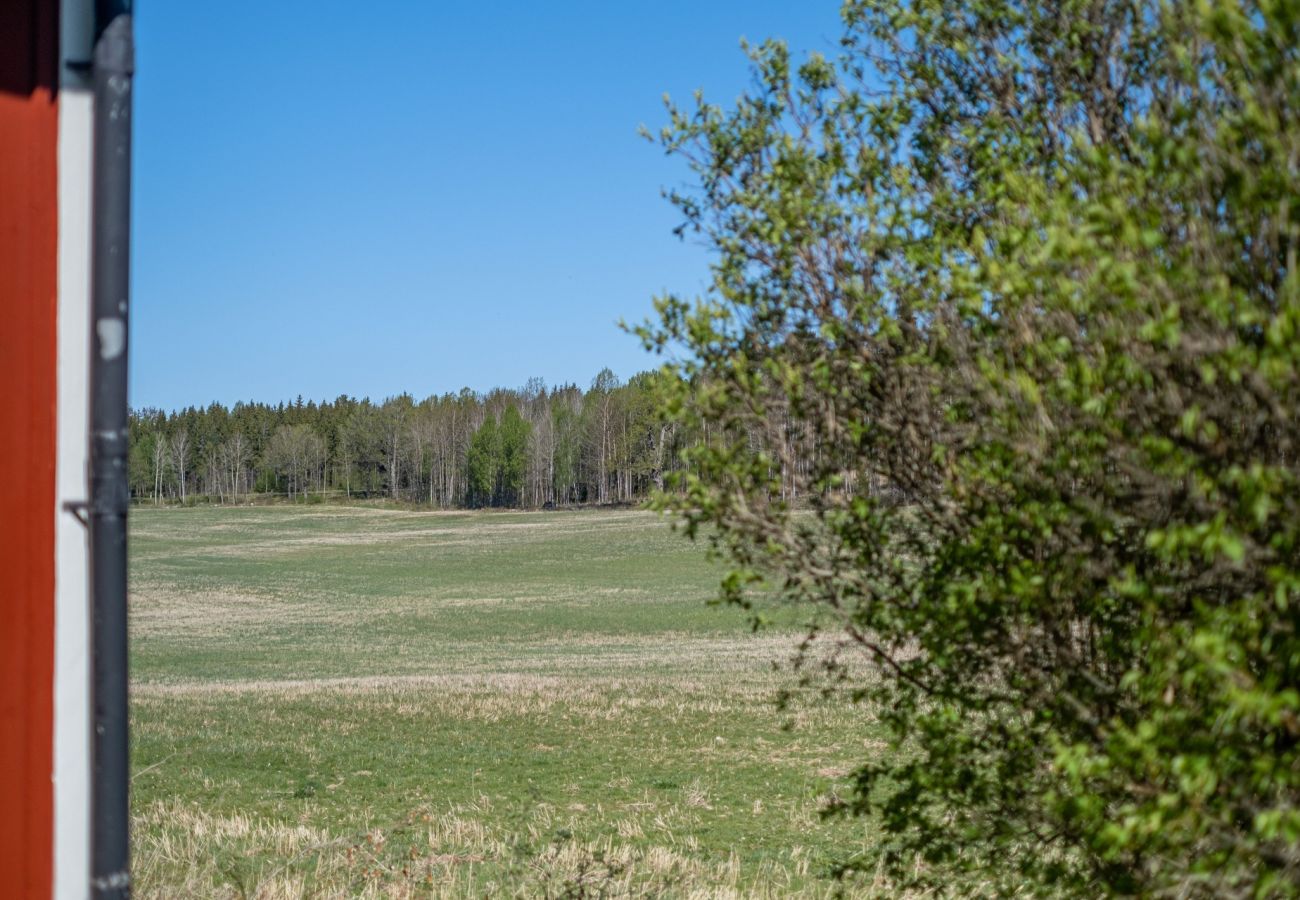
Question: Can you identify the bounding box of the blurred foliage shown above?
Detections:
[637,0,1300,895]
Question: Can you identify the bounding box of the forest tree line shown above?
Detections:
[129,368,827,509]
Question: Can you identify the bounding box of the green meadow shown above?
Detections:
[129,505,883,897]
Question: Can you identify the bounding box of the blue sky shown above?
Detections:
[131,1,845,411]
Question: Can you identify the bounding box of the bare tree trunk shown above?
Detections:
[171,429,190,503]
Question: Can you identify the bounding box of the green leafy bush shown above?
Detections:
[638,1,1300,895]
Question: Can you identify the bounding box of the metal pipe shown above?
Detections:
[89,5,134,897]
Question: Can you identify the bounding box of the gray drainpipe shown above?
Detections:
[89,2,134,897]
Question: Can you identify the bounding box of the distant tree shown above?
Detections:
[127,426,158,502]
[586,368,621,504]
[638,1,1300,896]
[625,371,673,493]
[551,386,585,505]
[149,431,167,503]
[264,424,322,500]
[467,414,499,508]
[497,405,531,507]
[526,399,556,507]
[340,403,382,496]
[219,431,249,501]
[379,396,412,500]
[168,428,189,503]
[462,405,532,508]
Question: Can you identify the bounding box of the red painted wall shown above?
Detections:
[0,0,59,896]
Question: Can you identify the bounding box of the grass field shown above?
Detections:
[130,505,883,897]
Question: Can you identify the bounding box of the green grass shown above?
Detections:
[130,505,882,897]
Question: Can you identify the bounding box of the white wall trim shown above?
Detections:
[55,2,95,895]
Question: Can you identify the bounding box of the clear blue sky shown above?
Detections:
[131,1,845,411]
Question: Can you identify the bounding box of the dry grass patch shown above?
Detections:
[133,796,878,899]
